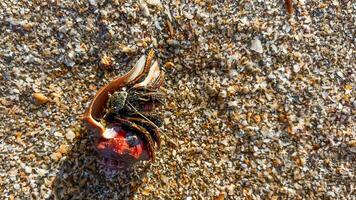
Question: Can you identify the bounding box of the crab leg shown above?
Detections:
[114,117,156,159]
[123,117,161,149]
[123,113,163,128]
[136,91,166,98]
[133,91,166,105]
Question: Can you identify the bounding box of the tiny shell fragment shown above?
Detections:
[164,61,174,69]
[214,193,225,200]
[100,55,113,69]
[120,46,136,53]
[285,0,294,14]
[250,38,263,53]
[139,0,150,17]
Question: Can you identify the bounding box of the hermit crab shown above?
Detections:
[84,49,165,170]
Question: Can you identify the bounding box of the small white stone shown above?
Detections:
[164,118,171,125]
[228,101,238,108]
[58,25,68,33]
[145,0,162,6]
[139,0,150,17]
[100,10,108,18]
[24,166,32,174]
[36,168,47,177]
[229,69,238,78]
[227,184,235,195]
[89,0,97,6]
[14,183,21,190]
[251,38,263,53]
[218,90,227,99]
[336,71,343,78]
[183,11,194,20]
[65,130,76,141]
[293,64,300,73]
[54,131,63,137]
[64,57,75,67]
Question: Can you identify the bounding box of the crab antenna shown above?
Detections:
[126,101,163,133]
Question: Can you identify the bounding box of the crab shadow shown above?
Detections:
[50,127,149,200]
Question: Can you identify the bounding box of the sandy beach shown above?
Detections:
[0,0,355,199]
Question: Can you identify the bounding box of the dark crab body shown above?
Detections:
[84,49,165,170]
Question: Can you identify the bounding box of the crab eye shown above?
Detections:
[126,134,140,147]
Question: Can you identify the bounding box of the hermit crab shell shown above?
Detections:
[83,50,164,139]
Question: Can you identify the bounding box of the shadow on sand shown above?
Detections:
[50,127,149,199]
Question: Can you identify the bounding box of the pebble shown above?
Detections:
[218,90,227,99]
[293,64,301,73]
[63,57,75,67]
[250,38,263,53]
[54,132,63,137]
[32,93,49,105]
[164,62,175,69]
[145,0,162,6]
[160,175,169,184]
[215,193,225,200]
[12,89,20,94]
[175,64,183,71]
[89,0,97,6]
[228,101,238,108]
[166,39,179,46]
[183,11,194,20]
[139,0,150,17]
[228,69,238,78]
[65,130,76,141]
[14,184,20,190]
[36,168,47,177]
[120,46,136,54]
[24,166,32,174]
